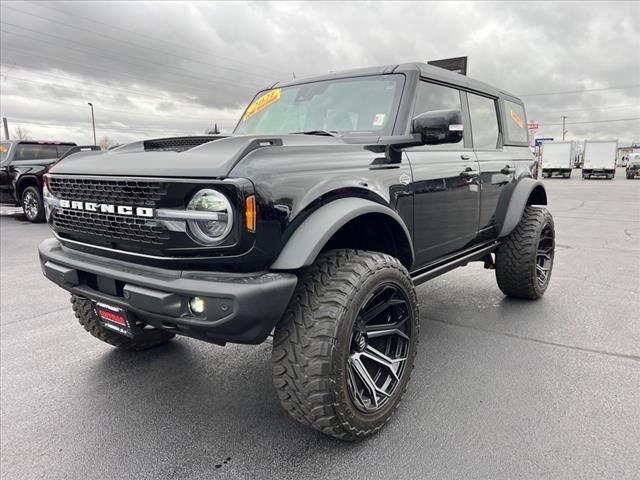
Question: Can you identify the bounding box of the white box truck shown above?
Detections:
[582,140,618,179]
[541,141,575,178]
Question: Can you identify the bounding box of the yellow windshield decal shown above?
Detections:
[510,109,524,129]
[242,89,281,122]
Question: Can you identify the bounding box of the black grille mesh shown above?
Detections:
[49,176,170,246]
[52,209,169,245]
[48,177,166,207]
[143,137,215,152]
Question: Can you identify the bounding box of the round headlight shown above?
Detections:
[186,189,233,245]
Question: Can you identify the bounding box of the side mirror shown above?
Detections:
[411,109,464,145]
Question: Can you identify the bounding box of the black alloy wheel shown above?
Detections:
[535,224,554,288]
[347,283,412,413]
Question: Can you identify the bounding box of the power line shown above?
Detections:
[0,66,200,103]
[23,0,290,77]
[0,22,268,88]
[8,119,198,136]
[518,84,640,97]
[538,117,640,126]
[528,104,640,115]
[1,76,215,119]
[0,38,264,92]
[2,4,284,84]
[0,44,258,97]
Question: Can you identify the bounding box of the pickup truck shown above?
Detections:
[0,141,101,221]
[0,140,76,222]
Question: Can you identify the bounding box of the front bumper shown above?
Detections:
[38,238,298,345]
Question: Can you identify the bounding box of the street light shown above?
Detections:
[87,102,96,145]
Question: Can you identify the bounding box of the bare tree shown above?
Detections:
[98,135,117,150]
[13,127,31,140]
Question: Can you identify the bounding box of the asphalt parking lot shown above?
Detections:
[1,168,639,480]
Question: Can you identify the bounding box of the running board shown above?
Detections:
[410,242,499,286]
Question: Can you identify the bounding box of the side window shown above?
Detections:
[468,93,500,149]
[503,100,528,145]
[413,81,464,147]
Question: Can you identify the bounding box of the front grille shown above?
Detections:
[48,177,166,207]
[52,209,169,245]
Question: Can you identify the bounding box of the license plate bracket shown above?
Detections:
[94,302,136,338]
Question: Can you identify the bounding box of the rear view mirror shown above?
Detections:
[411,109,464,145]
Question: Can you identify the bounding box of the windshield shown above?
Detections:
[13,144,74,161]
[235,74,405,137]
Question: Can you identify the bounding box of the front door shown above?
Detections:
[405,81,480,267]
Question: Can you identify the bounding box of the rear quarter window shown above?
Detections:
[503,100,528,146]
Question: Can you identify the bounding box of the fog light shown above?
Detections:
[189,297,206,315]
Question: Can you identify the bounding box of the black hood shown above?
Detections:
[48,134,351,178]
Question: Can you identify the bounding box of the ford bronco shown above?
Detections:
[38,62,554,440]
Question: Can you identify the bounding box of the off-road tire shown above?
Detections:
[21,186,45,223]
[495,206,555,300]
[272,249,419,441]
[71,295,175,351]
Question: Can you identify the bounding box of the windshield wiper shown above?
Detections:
[288,130,340,137]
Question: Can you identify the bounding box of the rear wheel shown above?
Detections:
[21,186,45,223]
[272,249,419,440]
[71,295,175,351]
[495,207,555,300]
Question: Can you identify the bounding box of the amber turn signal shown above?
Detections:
[245,195,256,232]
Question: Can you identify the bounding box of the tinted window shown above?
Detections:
[13,144,73,161]
[503,100,528,145]
[235,75,404,136]
[0,142,11,164]
[413,81,463,147]
[468,94,499,149]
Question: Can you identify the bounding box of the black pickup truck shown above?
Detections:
[0,140,85,221]
[38,62,554,440]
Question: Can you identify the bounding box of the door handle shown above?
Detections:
[460,167,479,178]
[460,154,471,160]
[501,165,516,174]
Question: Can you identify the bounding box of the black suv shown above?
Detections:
[38,63,554,440]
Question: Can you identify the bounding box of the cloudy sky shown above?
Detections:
[1,1,638,147]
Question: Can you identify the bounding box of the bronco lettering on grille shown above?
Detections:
[59,199,154,218]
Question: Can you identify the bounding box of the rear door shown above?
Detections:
[405,80,480,267]
[466,92,516,234]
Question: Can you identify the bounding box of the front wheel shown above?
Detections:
[21,186,45,223]
[272,249,419,440]
[495,207,555,299]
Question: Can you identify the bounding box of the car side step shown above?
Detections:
[410,242,499,286]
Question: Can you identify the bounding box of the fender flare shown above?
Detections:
[496,178,547,238]
[270,197,414,270]
[14,174,41,200]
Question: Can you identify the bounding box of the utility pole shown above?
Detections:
[562,115,568,141]
[87,102,97,145]
[2,117,8,140]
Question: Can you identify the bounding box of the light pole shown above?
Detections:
[561,115,568,141]
[87,102,96,145]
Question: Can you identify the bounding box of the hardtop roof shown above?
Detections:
[268,62,523,104]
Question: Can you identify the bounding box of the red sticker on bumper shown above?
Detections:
[97,308,127,326]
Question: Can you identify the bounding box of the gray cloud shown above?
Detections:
[0,0,638,145]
